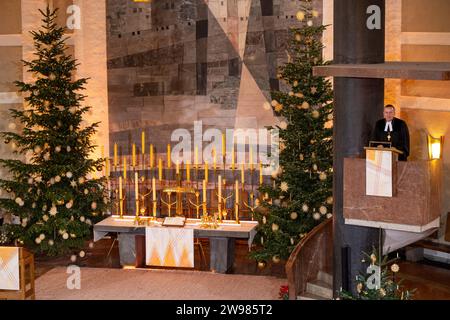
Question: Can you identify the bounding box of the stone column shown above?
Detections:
[333,0,385,295]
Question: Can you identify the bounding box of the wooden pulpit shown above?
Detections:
[364,147,403,197]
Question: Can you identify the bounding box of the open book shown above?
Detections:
[162,216,186,227]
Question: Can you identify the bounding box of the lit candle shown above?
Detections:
[218,175,222,203]
[132,144,136,168]
[259,162,263,185]
[235,180,239,223]
[241,164,245,184]
[186,162,191,181]
[204,161,209,183]
[114,143,118,168]
[203,179,207,202]
[135,172,139,201]
[119,176,123,200]
[123,156,127,179]
[119,176,123,217]
[194,145,199,167]
[213,146,217,169]
[176,161,180,175]
[149,144,154,168]
[141,131,145,154]
[158,158,163,181]
[222,133,226,158]
[106,158,110,177]
[167,144,171,168]
[152,177,156,201]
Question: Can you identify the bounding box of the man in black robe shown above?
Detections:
[372,105,410,161]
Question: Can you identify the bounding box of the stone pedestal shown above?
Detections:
[118,233,137,266]
[209,237,236,273]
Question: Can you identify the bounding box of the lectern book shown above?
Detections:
[364,147,403,197]
[162,216,186,227]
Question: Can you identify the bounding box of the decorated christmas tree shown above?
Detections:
[339,248,415,300]
[251,1,333,264]
[0,7,109,256]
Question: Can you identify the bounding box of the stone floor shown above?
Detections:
[33,237,450,300]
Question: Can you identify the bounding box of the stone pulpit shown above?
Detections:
[343,152,442,233]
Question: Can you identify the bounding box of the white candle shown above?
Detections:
[119,176,123,199]
[135,172,139,200]
[152,177,156,201]
[203,179,207,202]
[235,180,239,204]
[218,175,222,203]
[119,176,123,217]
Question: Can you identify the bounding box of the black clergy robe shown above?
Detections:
[372,117,410,161]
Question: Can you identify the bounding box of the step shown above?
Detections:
[306,280,333,299]
[317,271,333,286]
[297,292,329,300]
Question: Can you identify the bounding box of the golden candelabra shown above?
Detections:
[243,192,258,221]
[188,191,202,219]
[105,140,266,225]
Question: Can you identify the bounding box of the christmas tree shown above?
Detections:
[339,248,415,300]
[0,7,109,256]
[251,1,333,264]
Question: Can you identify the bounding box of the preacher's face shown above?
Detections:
[383,107,395,122]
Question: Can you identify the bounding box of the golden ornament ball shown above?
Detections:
[272,256,281,264]
[312,110,320,118]
[296,11,305,21]
[272,223,279,232]
[290,212,298,220]
[257,261,266,269]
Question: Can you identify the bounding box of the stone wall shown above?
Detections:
[106,0,324,152]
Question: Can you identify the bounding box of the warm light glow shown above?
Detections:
[428,135,443,160]
[431,142,441,159]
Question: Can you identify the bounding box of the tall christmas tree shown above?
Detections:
[0,7,109,256]
[252,1,333,264]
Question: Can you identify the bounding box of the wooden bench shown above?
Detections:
[0,247,35,300]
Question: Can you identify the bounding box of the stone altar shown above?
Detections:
[94,216,258,273]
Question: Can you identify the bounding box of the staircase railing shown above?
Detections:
[285,218,333,300]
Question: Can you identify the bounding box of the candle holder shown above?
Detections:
[243,192,258,221]
[134,198,140,224]
[152,200,157,219]
[215,192,232,222]
[161,191,177,217]
[188,191,202,219]
[119,195,126,219]
[202,201,208,217]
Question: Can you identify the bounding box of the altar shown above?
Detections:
[93,216,258,273]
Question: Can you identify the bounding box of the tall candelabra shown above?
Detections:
[104,139,266,225]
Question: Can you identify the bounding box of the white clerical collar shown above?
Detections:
[384,121,393,132]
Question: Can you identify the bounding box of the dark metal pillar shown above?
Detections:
[333,0,385,295]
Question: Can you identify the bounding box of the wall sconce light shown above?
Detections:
[428,135,443,160]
